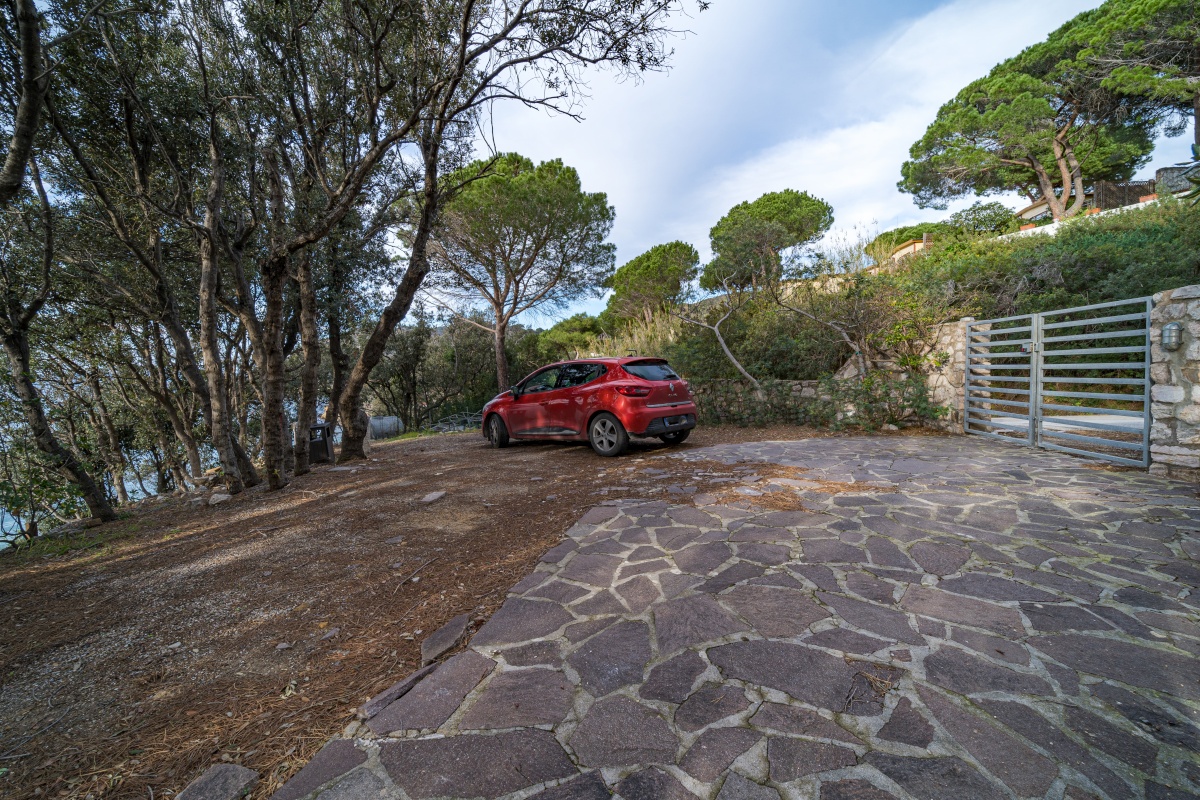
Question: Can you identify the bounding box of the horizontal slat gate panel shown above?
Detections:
[964,298,1149,467]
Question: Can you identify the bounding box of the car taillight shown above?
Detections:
[615,385,651,397]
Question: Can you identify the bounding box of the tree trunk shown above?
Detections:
[326,254,349,429]
[1193,91,1199,149]
[0,0,47,209]
[260,256,291,489]
[708,322,762,398]
[1058,138,1086,219]
[2,331,115,522]
[294,254,321,475]
[494,320,510,390]
[1030,157,1066,221]
[89,374,129,504]
[197,142,245,492]
[339,150,441,461]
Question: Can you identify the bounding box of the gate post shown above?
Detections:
[1149,285,1200,479]
[1030,313,1043,447]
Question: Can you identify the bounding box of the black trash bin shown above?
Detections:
[308,422,335,463]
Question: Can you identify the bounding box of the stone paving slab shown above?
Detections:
[273,436,1200,800]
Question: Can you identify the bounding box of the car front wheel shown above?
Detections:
[659,429,690,445]
[487,415,510,448]
[588,412,628,457]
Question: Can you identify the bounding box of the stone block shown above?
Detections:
[1151,385,1185,403]
[359,664,437,720]
[1161,302,1188,319]
[367,650,494,734]
[178,764,257,800]
[1150,422,1175,444]
[1153,452,1200,468]
[420,613,470,665]
[1169,284,1200,300]
[380,730,575,798]
[1151,402,1176,419]
[1150,444,1200,457]
[270,741,365,800]
[1151,364,1172,384]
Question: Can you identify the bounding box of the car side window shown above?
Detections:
[557,363,605,389]
[521,368,560,394]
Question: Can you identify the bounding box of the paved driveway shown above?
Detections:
[273,437,1200,800]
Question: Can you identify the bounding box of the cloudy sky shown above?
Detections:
[479,0,1194,322]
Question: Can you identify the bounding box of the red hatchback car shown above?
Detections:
[482,358,698,456]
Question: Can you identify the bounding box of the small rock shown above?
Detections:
[420,491,446,503]
[321,628,340,641]
[330,466,355,472]
[177,763,257,800]
[209,493,233,505]
[390,562,406,569]
[276,642,293,651]
[188,497,206,508]
[883,424,899,431]
[421,614,471,665]
[168,642,183,649]
[385,536,405,545]
[530,477,544,482]
[545,495,558,501]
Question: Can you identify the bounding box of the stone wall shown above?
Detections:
[924,318,971,432]
[1149,284,1200,480]
[687,379,819,426]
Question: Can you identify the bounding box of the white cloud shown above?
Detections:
[485,0,1188,322]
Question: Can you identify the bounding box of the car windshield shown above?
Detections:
[623,360,679,381]
[558,363,605,388]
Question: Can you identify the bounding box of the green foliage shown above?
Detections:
[0,396,87,543]
[867,222,956,262]
[811,372,947,431]
[602,242,699,327]
[701,190,833,290]
[868,202,1019,262]
[947,201,1021,235]
[909,197,1200,317]
[900,13,1161,216]
[1071,0,1199,129]
[437,153,616,316]
[537,314,606,361]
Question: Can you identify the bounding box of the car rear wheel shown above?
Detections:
[487,415,510,448]
[659,430,690,445]
[588,412,628,457]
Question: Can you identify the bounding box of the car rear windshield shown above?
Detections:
[623,360,680,381]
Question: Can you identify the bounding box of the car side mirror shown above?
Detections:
[510,385,521,397]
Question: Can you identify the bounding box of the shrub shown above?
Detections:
[810,371,947,431]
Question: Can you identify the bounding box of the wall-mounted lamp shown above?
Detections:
[1162,321,1184,352]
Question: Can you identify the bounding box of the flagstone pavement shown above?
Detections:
[271,436,1200,800]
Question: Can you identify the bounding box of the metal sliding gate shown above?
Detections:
[963,297,1151,467]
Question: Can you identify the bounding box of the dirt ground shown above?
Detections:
[0,424,927,800]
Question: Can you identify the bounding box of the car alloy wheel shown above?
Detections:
[589,413,628,457]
